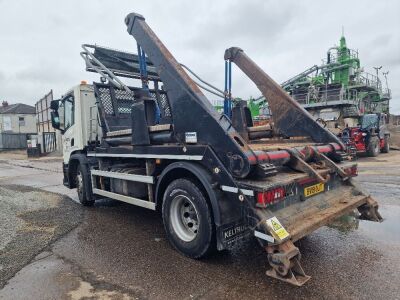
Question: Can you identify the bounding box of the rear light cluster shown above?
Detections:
[257,187,285,207]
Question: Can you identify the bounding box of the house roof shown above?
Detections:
[0,103,36,114]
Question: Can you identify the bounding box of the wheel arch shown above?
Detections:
[155,162,221,226]
[67,152,90,188]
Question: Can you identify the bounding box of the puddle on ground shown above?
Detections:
[359,205,400,243]
[328,212,360,232]
[329,205,400,244]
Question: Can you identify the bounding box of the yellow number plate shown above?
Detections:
[304,183,324,197]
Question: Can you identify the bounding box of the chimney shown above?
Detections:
[2,101,8,107]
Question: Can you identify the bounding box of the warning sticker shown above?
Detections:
[266,217,290,241]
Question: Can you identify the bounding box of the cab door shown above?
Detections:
[58,93,78,164]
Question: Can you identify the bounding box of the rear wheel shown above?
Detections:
[76,164,95,206]
[366,136,380,157]
[381,135,390,153]
[162,178,216,259]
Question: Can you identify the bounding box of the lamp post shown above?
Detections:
[383,71,389,91]
[373,66,382,89]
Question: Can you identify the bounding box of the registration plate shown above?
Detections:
[304,183,324,197]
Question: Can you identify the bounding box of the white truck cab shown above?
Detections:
[52,83,101,164]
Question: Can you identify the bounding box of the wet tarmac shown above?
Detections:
[0,153,399,299]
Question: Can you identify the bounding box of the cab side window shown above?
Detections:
[58,101,65,130]
[64,96,75,130]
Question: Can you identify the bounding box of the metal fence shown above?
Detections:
[42,132,56,153]
[36,90,62,154]
[0,133,28,150]
[36,90,54,133]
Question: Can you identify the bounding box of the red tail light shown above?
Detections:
[257,187,285,207]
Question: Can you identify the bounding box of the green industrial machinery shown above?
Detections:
[213,35,390,130]
[280,35,391,129]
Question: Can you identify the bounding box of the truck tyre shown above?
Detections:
[381,135,390,153]
[366,136,380,157]
[76,164,95,206]
[162,178,216,259]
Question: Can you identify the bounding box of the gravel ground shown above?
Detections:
[0,184,83,288]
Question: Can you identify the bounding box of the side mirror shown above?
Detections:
[51,111,61,131]
[50,99,60,110]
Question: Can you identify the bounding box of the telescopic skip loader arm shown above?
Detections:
[123,13,382,286]
[125,13,256,179]
[224,47,345,147]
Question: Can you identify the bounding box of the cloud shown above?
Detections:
[185,0,299,52]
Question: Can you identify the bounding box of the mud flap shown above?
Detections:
[265,240,311,286]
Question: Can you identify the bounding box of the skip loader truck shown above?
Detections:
[50,13,382,286]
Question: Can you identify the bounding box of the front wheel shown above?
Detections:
[76,164,95,206]
[366,136,380,157]
[162,178,216,259]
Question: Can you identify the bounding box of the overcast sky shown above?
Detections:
[1,0,399,113]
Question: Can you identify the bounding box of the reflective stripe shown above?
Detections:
[221,185,254,196]
[254,230,275,243]
[221,185,238,193]
[241,189,254,196]
[87,152,203,160]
